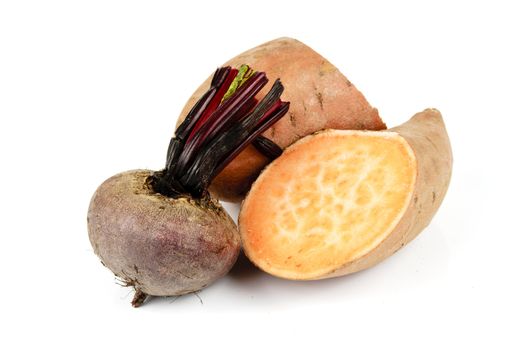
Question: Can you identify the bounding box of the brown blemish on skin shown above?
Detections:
[318,61,326,76]
[316,92,324,110]
[432,191,436,203]
[289,112,297,127]
[414,195,418,204]
[319,60,337,77]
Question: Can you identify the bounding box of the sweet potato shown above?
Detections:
[239,109,452,280]
[177,37,386,202]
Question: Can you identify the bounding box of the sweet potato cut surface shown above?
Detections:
[241,131,416,279]
[239,109,452,280]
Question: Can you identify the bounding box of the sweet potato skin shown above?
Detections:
[323,108,453,278]
[177,37,386,202]
[87,170,240,296]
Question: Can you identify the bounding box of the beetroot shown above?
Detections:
[88,66,289,306]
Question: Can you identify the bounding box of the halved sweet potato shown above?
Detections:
[177,37,386,202]
[239,109,452,280]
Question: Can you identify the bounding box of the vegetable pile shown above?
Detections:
[88,38,452,307]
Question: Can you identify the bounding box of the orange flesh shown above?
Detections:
[240,131,417,279]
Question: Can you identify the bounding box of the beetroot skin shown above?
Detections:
[88,170,240,301]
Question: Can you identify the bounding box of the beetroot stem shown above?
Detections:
[185,68,239,144]
[165,67,231,172]
[252,136,283,160]
[174,72,268,180]
[154,66,289,198]
[180,80,289,196]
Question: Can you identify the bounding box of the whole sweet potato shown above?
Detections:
[177,37,386,202]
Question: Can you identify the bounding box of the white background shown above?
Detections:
[1,0,524,349]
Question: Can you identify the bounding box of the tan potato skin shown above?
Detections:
[239,108,452,279]
[87,170,240,296]
[321,109,452,278]
[177,37,386,202]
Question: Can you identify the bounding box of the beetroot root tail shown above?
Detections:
[131,289,148,308]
